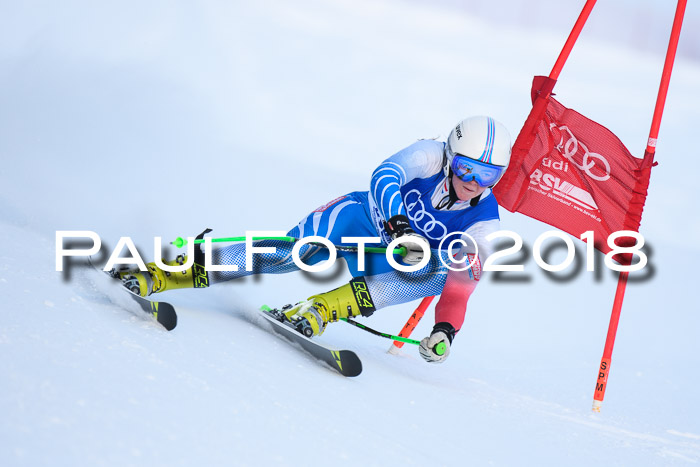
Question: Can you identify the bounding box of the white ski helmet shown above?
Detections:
[445,116,512,187]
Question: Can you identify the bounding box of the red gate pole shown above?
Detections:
[549,0,597,80]
[387,296,434,354]
[526,0,598,140]
[496,0,597,201]
[592,0,687,413]
[389,2,601,358]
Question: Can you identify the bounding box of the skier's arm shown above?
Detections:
[370,139,444,221]
[434,219,499,332]
[420,219,498,363]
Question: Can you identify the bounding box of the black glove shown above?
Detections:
[384,215,415,238]
[384,215,429,265]
[419,322,457,363]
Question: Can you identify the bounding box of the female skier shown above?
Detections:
[121,116,512,363]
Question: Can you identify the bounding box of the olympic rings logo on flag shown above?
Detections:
[549,123,611,182]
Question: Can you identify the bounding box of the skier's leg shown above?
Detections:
[282,250,447,336]
[121,236,332,296]
[208,239,324,283]
[119,195,362,296]
[280,194,448,336]
[210,195,369,284]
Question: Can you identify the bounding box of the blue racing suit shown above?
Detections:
[211,139,501,331]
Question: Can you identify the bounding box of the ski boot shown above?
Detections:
[114,255,207,297]
[282,278,377,337]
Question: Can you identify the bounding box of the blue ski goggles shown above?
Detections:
[450,154,505,187]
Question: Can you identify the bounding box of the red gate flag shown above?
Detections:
[494,76,655,259]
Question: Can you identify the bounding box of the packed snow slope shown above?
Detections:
[1,1,699,465]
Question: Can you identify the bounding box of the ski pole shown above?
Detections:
[171,235,406,256]
[340,317,446,356]
[388,296,434,354]
[340,317,420,345]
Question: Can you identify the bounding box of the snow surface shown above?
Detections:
[2,0,700,465]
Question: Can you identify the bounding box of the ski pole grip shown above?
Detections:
[433,342,446,356]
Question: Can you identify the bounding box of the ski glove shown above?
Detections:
[419,322,456,364]
[384,215,429,266]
